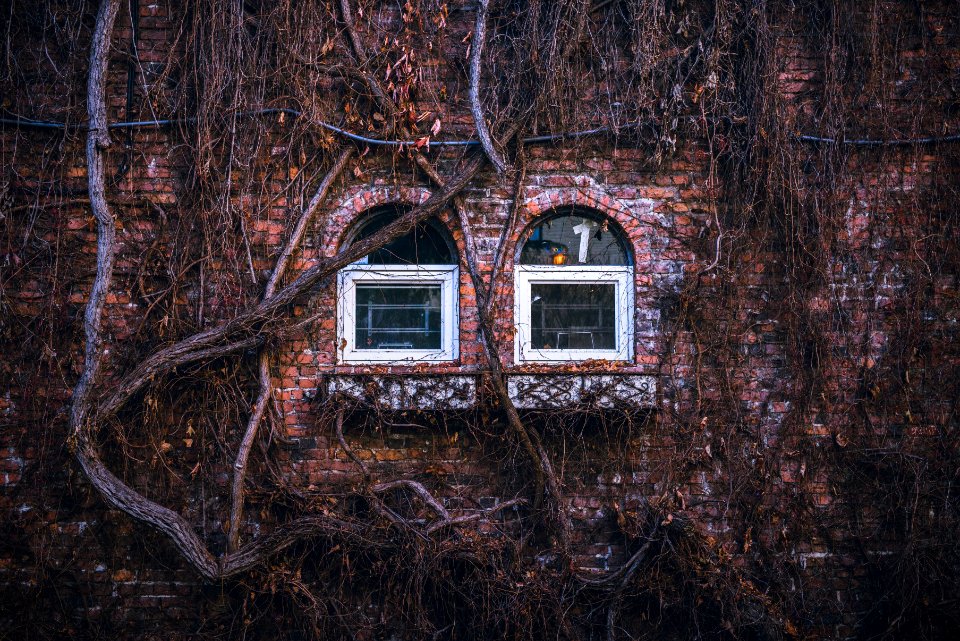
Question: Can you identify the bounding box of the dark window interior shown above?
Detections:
[355,284,442,350]
[519,209,630,266]
[529,283,617,350]
[352,207,455,265]
[347,207,454,352]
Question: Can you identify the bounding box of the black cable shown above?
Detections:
[0,109,643,147]
[794,133,960,146]
[5,110,955,147]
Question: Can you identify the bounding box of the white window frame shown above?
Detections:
[337,264,459,364]
[514,265,634,363]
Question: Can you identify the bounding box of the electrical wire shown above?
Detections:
[0,108,641,147]
[793,133,960,146]
[3,109,957,147]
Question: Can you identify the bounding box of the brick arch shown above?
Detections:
[318,186,433,258]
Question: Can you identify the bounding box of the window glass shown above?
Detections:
[355,284,442,350]
[352,208,454,265]
[529,283,616,350]
[338,205,459,363]
[519,210,629,266]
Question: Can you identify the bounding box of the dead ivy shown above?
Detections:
[1,0,959,639]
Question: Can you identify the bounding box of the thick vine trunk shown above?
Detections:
[96,150,485,424]
[70,0,121,437]
[72,16,485,571]
[469,0,508,173]
[70,0,557,582]
[451,173,571,548]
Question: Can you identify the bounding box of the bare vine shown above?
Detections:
[2,0,959,639]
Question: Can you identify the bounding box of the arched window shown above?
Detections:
[337,206,459,363]
[514,208,634,362]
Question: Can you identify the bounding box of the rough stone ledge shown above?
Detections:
[326,374,656,410]
[327,375,477,410]
[507,374,656,409]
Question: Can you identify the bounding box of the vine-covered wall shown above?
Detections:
[1,1,959,639]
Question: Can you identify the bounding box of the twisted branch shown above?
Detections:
[77,154,485,576]
[95,150,485,423]
[228,148,354,551]
[469,0,508,173]
[69,0,122,438]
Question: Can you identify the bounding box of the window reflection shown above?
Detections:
[352,207,454,265]
[530,283,616,350]
[355,285,442,350]
[519,210,629,266]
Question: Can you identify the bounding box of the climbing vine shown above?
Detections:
[1,0,959,639]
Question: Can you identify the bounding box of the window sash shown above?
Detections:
[338,265,459,363]
[514,266,633,363]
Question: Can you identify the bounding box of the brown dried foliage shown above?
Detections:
[1,0,959,639]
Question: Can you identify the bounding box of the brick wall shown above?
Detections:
[2,1,959,638]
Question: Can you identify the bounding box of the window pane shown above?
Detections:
[355,285,442,350]
[353,209,454,265]
[519,212,629,266]
[529,283,617,350]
